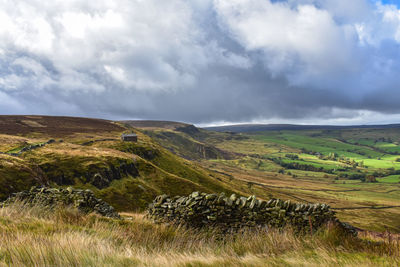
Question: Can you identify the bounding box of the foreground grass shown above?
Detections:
[0,204,399,266]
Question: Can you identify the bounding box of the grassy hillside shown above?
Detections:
[0,116,241,211]
[1,117,400,232]
[0,202,398,266]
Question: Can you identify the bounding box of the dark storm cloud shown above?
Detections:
[1,0,400,124]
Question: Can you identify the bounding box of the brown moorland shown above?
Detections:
[0,115,124,137]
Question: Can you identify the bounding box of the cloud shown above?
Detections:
[0,0,400,124]
[214,0,358,87]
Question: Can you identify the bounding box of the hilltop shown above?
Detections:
[121,120,191,130]
[0,115,124,136]
[123,120,236,160]
[205,123,400,133]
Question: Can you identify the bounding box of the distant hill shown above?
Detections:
[120,120,190,130]
[204,123,400,133]
[0,115,124,137]
[123,120,235,160]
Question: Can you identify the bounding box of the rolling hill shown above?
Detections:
[123,120,236,160]
[0,116,241,211]
[1,117,400,232]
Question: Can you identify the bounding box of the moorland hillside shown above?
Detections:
[0,116,241,211]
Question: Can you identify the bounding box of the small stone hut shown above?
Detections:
[121,133,138,142]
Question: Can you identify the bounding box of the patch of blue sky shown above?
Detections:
[270,0,400,8]
[374,0,400,7]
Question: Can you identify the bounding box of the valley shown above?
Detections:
[0,116,399,231]
[142,123,400,232]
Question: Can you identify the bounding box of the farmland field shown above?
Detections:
[122,121,400,232]
[196,128,400,232]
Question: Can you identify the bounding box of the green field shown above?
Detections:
[198,128,400,232]
[217,130,400,173]
[377,175,400,183]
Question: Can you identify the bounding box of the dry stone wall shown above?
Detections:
[2,186,120,219]
[1,139,56,157]
[148,192,356,235]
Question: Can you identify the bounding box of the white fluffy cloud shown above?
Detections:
[215,1,355,85]
[213,0,400,90]
[1,0,400,123]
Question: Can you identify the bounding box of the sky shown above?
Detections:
[1,0,400,126]
[381,0,400,7]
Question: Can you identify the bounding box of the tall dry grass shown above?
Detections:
[0,202,398,266]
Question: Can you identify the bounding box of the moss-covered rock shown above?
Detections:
[2,186,120,219]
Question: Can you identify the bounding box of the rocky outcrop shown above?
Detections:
[114,142,159,160]
[86,162,138,189]
[42,161,139,189]
[175,125,200,135]
[145,130,235,160]
[2,186,120,218]
[194,143,235,160]
[148,192,357,235]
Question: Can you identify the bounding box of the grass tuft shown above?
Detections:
[0,203,398,266]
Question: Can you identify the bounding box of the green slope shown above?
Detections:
[0,116,238,211]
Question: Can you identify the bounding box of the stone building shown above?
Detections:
[121,133,137,142]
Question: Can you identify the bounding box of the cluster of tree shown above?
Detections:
[339,169,396,183]
[338,173,374,182]
[314,153,364,169]
[271,158,328,173]
[340,173,366,180]
[374,137,393,143]
[300,148,320,155]
[364,175,377,183]
[301,148,366,168]
[316,152,338,161]
[338,157,363,168]
[383,168,400,176]
[285,154,299,160]
[346,138,400,155]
